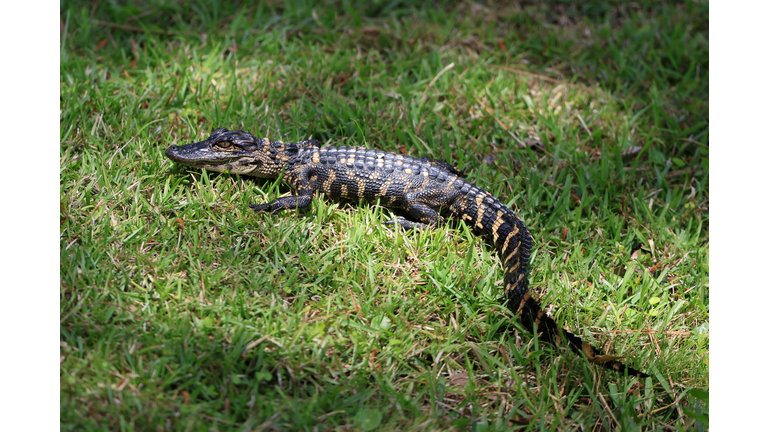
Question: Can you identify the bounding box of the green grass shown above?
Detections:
[60,1,709,430]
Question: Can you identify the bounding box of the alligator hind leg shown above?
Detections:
[384,212,438,230]
[415,156,464,177]
[383,191,451,230]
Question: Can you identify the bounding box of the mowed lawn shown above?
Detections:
[60,1,708,430]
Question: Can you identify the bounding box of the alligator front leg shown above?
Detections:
[249,167,315,213]
[249,195,314,213]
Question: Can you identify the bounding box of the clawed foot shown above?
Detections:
[248,203,283,214]
[248,203,270,212]
[383,217,434,230]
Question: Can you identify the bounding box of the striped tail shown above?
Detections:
[455,191,648,378]
[513,290,649,378]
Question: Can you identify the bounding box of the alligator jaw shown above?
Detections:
[165,140,225,165]
[165,140,240,172]
[164,128,270,176]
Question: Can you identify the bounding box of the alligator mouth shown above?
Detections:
[165,141,263,175]
[165,144,205,160]
[165,142,239,161]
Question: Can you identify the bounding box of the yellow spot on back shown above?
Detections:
[474,195,486,229]
[491,211,504,243]
[357,179,366,196]
[505,243,520,264]
[501,225,519,256]
[322,170,336,193]
[377,180,392,197]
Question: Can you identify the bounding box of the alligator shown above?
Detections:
[165,127,649,378]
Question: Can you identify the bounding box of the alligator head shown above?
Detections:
[165,127,289,178]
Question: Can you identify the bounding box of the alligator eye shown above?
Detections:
[216,141,233,149]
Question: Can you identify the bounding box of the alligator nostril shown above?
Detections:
[165,145,180,157]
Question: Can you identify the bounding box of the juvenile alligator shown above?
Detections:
[165,127,649,378]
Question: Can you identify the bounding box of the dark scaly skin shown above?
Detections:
[166,127,649,378]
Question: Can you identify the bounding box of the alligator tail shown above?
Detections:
[455,191,648,378]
